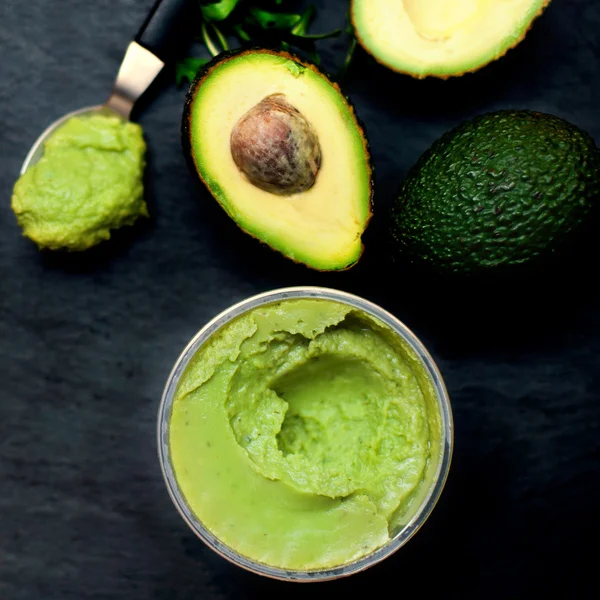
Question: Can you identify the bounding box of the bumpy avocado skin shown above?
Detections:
[390,111,600,274]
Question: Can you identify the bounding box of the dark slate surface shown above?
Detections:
[1,1,599,598]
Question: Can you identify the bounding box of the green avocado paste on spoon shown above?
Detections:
[169,298,441,570]
[12,114,147,251]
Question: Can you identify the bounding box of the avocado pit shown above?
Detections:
[230,93,322,196]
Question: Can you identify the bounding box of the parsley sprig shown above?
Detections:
[176,0,355,86]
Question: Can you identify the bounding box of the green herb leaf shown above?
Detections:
[179,1,354,86]
[291,28,341,41]
[305,43,320,66]
[175,57,210,86]
[290,6,314,36]
[289,6,340,45]
[202,21,221,56]
[246,7,302,30]
[337,35,357,82]
[211,23,230,51]
[200,0,241,22]
[233,23,251,42]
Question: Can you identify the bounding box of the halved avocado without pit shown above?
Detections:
[182,49,373,271]
[352,0,551,78]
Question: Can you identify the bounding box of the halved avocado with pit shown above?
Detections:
[352,0,551,79]
[182,49,373,271]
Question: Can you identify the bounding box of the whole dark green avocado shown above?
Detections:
[390,111,600,274]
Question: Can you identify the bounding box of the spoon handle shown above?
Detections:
[106,0,194,118]
[136,0,194,62]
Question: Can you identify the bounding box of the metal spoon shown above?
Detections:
[20,0,192,175]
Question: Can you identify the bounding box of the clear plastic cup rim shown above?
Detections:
[157,286,454,582]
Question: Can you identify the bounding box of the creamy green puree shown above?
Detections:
[169,298,440,570]
[12,114,147,250]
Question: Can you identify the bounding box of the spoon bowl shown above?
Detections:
[20,0,192,176]
[20,105,111,175]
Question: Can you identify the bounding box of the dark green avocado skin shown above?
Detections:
[390,110,600,275]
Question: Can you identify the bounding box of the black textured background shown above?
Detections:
[1,1,599,598]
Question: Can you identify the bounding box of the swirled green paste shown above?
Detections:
[170,298,439,570]
[12,113,147,250]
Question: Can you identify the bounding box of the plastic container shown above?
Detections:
[157,287,453,581]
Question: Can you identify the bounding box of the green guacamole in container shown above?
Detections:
[162,291,451,575]
[12,113,147,251]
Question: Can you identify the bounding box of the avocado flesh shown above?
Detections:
[352,0,550,78]
[390,111,600,274]
[184,50,372,271]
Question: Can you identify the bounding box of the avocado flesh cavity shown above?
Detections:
[403,0,478,40]
[183,50,373,271]
[352,0,550,78]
